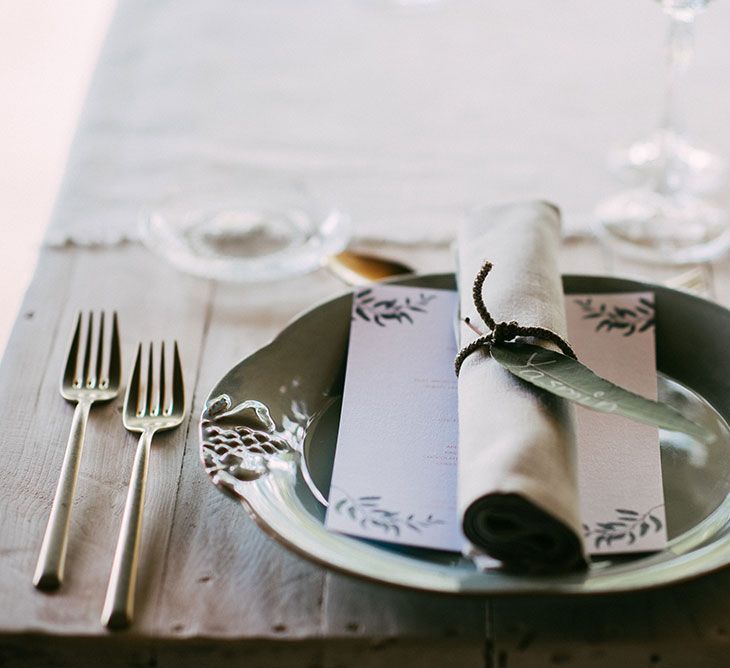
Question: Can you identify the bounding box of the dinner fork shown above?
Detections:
[34,312,121,590]
[102,342,185,630]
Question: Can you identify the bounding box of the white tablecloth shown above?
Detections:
[46,0,730,247]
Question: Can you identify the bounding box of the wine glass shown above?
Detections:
[610,0,725,193]
[595,0,730,264]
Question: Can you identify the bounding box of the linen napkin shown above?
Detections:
[456,201,587,573]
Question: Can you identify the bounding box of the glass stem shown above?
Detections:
[657,11,696,195]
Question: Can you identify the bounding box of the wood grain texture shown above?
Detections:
[489,575,730,668]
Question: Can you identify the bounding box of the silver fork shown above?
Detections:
[34,312,121,590]
[102,342,185,630]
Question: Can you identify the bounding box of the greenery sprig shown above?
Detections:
[332,489,443,537]
[574,297,655,336]
[353,289,436,327]
[583,505,664,550]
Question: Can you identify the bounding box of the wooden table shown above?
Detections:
[2,238,730,667]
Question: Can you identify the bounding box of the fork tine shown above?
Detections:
[159,342,166,417]
[126,343,142,417]
[172,341,184,416]
[82,312,94,387]
[137,343,149,417]
[147,342,157,417]
[95,312,105,387]
[63,312,82,385]
[108,312,121,388]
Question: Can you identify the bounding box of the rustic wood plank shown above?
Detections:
[0,633,487,668]
[489,571,730,668]
[321,573,486,666]
[0,249,81,627]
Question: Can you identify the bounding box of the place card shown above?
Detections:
[566,293,667,554]
[325,285,667,556]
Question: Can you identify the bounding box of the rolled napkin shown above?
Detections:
[457,200,587,574]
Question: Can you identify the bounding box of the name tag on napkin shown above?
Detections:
[325,284,667,555]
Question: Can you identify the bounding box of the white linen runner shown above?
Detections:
[45,0,730,248]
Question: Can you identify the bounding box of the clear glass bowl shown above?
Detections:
[141,175,350,283]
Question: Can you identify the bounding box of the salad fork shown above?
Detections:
[102,342,185,630]
[34,312,121,590]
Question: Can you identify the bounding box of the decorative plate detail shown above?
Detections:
[201,394,299,492]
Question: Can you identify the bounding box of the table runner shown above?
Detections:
[45,0,730,248]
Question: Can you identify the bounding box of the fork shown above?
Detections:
[33,312,121,590]
[102,342,185,630]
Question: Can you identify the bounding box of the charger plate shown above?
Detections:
[200,274,730,595]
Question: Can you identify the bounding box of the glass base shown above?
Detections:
[142,193,350,283]
[595,188,730,264]
[609,132,726,194]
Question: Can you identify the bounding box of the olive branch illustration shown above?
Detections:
[582,505,664,550]
[331,488,444,537]
[574,297,655,336]
[352,289,437,327]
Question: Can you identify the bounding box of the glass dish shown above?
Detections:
[141,173,350,283]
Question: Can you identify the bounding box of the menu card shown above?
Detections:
[567,293,667,553]
[325,286,461,551]
[325,284,666,556]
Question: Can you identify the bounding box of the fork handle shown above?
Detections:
[102,430,152,630]
[33,400,92,590]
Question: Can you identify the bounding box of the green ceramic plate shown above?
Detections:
[200,274,730,595]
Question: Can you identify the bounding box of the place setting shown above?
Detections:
[30,0,730,613]
[31,187,730,631]
[9,0,730,663]
[198,200,730,596]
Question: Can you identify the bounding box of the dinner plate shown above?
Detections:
[200,274,730,595]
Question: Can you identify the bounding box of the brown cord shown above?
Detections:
[454,261,577,376]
